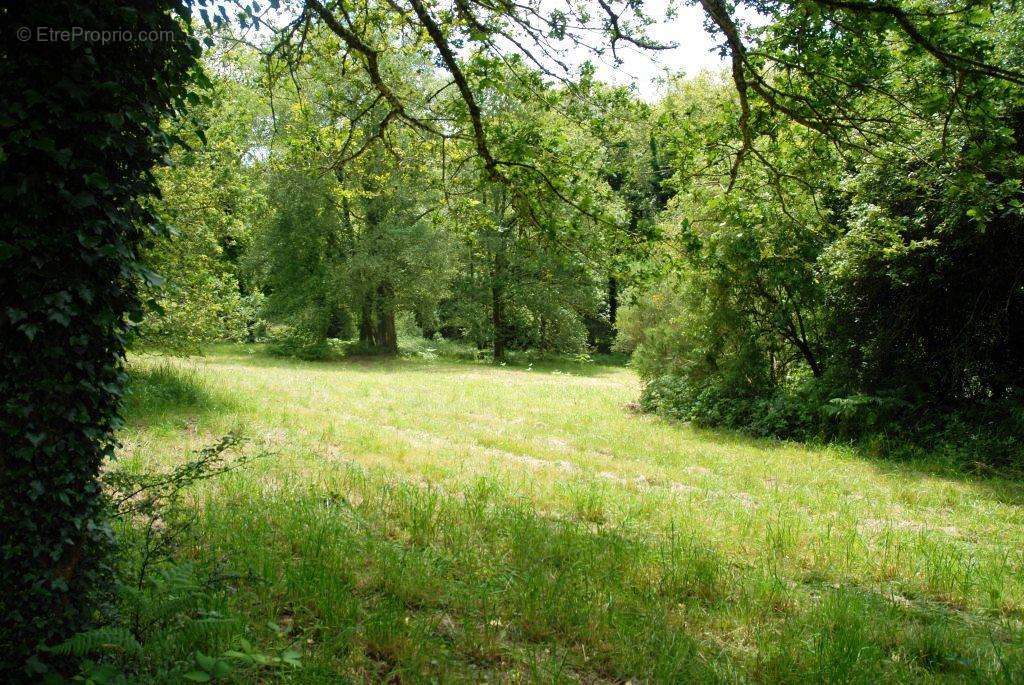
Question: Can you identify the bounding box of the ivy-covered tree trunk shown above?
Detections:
[0,2,199,674]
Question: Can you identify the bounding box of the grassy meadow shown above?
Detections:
[119,345,1024,682]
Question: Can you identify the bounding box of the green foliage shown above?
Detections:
[240,41,626,362]
[822,126,1024,404]
[44,627,143,659]
[138,53,269,353]
[628,17,1024,462]
[255,143,451,357]
[265,323,339,361]
[255,169,355,345]
[29,436,298,683]
[429,67,627,360]
[0,2,201,674]
[639,373,828,439]
[39,561,299,685]
[400,335,484,362]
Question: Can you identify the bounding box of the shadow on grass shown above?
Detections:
[202,343,628,379]
[848,442,1024,507]
[198,466,1024,682]
[674,418,1024,508]
[123,362,235,426]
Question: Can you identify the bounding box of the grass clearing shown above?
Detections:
[119,345,1024,682]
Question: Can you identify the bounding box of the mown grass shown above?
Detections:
[119,345,1024,682]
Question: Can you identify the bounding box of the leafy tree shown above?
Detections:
[430,58,626,359]
[250,29,454,356]
[565,80,665,351]
[140,51,270,351]
[624,75,838,432]
[340,148,452,354]
[256,167,355,356]
[823,92,1024,405]
[628,7,1024,445]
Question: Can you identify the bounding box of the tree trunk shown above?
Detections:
[785,321,823,378]
[788,303,823,378]
[594,274,619,354]
[487,185,510,362]
[491,281,505,361]
[797,338,824,378]
[608,275,618,328]
[374,283,398,355]
[490,244,507,361]
[359,293,376,346]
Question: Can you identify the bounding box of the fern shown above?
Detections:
[29,438,289,681]
[46,626,142,657]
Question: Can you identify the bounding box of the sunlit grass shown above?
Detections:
[119,345,1024,682]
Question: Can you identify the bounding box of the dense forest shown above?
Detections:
[145,6,1024,457]
[4,0,1024,680]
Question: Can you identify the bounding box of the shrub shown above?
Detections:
[265,324,335,361]
[27,437,301,682]
[640,371,1024,470]
[401,336,483,361]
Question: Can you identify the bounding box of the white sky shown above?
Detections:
[241,0,733,101]
[575,2,730,100]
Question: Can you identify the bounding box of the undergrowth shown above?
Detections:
[26,434,300,684]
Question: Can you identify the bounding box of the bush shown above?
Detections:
[640,372,901,441]
[401,336,483,361]
[265,324,327,360]
[639,371,1024,470]
[27,437,301,682]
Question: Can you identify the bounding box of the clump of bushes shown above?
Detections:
[265,323,345,361]
[639,375,826,439]
[401,336,483,361]
[638,371,1024,470]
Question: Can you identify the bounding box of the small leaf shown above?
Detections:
[195,651,216,671]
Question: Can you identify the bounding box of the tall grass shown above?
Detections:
[118,346,1024,682]
[123,362,224,424]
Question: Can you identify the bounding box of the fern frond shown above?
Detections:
[47,626,142,657]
